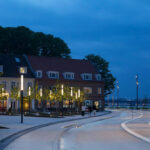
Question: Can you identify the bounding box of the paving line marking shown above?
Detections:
[121,113,150,144]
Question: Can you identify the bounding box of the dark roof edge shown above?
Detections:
[23,55,35,77]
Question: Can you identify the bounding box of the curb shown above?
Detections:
[121,113,150,144]
[0,111,111,150]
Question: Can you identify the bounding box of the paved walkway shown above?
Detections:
[122,110,150,143]
[0,111,109,142]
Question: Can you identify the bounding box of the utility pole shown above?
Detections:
[136,74,139,110]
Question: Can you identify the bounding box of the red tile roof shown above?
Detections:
[27,55,99,81]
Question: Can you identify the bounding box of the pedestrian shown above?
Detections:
[81,105,85,116]
[93,105,96,116]
[88,105,92,116]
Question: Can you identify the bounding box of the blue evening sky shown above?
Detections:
[0,0,150,99]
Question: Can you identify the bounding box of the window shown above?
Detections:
[28,82,32,88]
[81,73,92,80]
[84,87,92,94]
[95,74,101,81]
[11,82,16,89]
[98,88,102,94]
[0,65,3,73]
[47,71,59,79]
[15,57,20,63]
[19,67,27,74]
[63,72,74,80]
[2,81,7,89]
[36,70,42,78]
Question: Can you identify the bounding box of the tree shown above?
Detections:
[85,54,116,96]
[0,26,71,58]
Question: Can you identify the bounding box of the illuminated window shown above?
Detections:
[81,73,92,80]
[36,70,42,78]
[84,87,92,94]
[20,67,27,74]
[63,72,74,80]
[47,71,59,79]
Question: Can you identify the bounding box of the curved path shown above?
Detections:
[4,110,150,150]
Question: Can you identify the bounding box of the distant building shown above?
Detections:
[0,54,34,112]
[27,55,105,110]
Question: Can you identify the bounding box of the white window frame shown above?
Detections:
[19,67,27,74]
[36,70,42,78]
[47,71,59,79]
[0,65,3,72]
[95,74,101,81]
[83,87,92,94]
[63,72,74,80]
[81,73,92,80]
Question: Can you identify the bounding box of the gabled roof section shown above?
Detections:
[27,55,99,81]
[0,53,34,78]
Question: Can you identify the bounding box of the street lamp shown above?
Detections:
[78,89,81,111]
[70,87,73,115]
[116,81,119,108]
[28,86,31,114]
[136,74,139,110]
[2,87,4,113]
[20,74,24,123]
[78,89,80,98]
[61,84,64,117]
[49,89,52,110]
[40,87,43,111]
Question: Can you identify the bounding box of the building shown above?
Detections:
[0,54,34,112]
[27,55,105,110]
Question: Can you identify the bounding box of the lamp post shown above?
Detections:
[75,92,78,112]
[61,84,64,117]
[28,86,31,114]
[20,74,24,124]
[49,90,52,110]
[78,89,80,111]
[40,87,42,111]
[136,74,139,110]
[2,87,4,113]
[70,87,73,115]
[116,81,119,109]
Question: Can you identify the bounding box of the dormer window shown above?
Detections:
[95,74,101,81]
[36,70,42,78]
[0,65,3,73]
[15,57,20,63]
[47,71,59,79]
[63,72,74,80]
[81,73,92,80]
[19,67,27,74]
